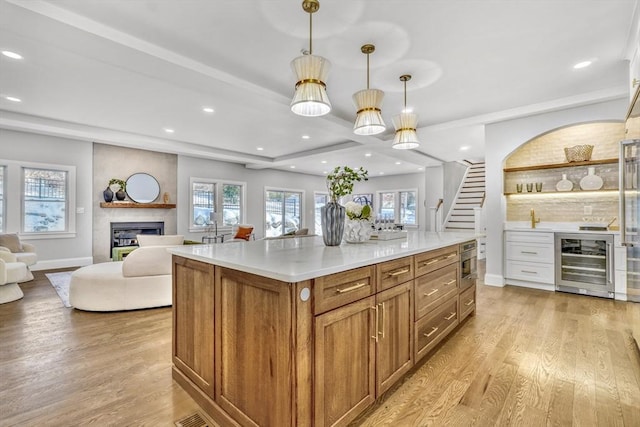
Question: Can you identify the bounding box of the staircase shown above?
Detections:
[444,162,485,232]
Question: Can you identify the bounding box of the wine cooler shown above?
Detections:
[555,233,614,298]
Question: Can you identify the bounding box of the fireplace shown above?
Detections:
[110,221,164,256]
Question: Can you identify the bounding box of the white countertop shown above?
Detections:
[168,231,477,282]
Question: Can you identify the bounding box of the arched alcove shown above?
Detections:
[502,121,624,224]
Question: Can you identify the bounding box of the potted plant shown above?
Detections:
[107,178,127,201]
[321,166,368,246]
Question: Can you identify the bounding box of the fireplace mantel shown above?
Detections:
[100,202,176,209]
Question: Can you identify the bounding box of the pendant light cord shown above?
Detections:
[366,53,370,89]
[404,79,407,109]
[309,12,313,55]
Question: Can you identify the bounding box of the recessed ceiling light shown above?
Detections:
[395,161,401,165]
[379,171,385,175]
[5,96,21,102]
[365,153,372,157]
[302,135,310,139]
[573,60,592,69]
[202,107,215,113]
[322,171,328,174]
[163,128,175,133]
[321,160,327,164]
[2,51,22,60]
[459,145,470,151]
[256,147,264,151]
[418,167,424,171]
[290,165,296,169]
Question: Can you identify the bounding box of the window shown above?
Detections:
[314,192,329,236]
[376,189,418,226]
[265,188,303,237]
[23,167,68,233]
[190,178,246,232]
[0,165,4,232]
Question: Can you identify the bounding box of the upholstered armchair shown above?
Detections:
[0,233,37,282]
[0,251,28,303]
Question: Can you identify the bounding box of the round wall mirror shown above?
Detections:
[126,173,160,203]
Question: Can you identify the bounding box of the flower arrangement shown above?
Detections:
[108,178,127,192]
[345,201,374,221]
[326,166,368,203]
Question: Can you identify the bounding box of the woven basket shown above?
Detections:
[564,144,593,162]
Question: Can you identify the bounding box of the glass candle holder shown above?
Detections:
[526,183,533,192]
[516,183,523,193]
[535,182,543,192]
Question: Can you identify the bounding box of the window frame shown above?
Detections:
[0,159,77,239]
[264,186,305,237]
[375,188,418,228]
[189,177,246,233]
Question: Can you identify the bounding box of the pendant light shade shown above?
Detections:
[392,74,420,149]
[291,54,332,117]
[290,0,331,117]
[353,44,385,135]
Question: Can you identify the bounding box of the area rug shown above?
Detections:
[45,271,73,308]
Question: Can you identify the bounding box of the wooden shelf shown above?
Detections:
[504,189,618,196]
[503,158,618,173]
[100,202,176,209]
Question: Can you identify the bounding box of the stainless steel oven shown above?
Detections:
[460,240,477,291]
[554,233,614,298]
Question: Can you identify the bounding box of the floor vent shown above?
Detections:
[175,412,209,427]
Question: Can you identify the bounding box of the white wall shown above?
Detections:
[484,97,628,286]
[442,162,468,217]
[0,129,93,269]
[424,165,444,231]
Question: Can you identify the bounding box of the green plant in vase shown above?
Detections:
[321,166,368,246]
[108,178,127,201]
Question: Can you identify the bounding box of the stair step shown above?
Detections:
[466,178,485,183]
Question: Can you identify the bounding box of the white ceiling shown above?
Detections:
[0,0,637,176]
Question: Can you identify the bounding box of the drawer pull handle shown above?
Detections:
[388,268,410,277]
[521,270,538,274]
[444,279,456,286]
[424,327,439,337]
[444,312,456,320]
[336,282,367,293]
[445,253,457,259]
[465,299,475,306]
[423,259,439,266]
[521,251,538,255]
[425,288,439,296]
[380,302,385,339]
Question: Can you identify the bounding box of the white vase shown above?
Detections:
[343,219,373,243]
[555,173,573,192]
[579,167,603,190]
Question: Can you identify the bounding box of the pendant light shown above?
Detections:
[392,74,420,149]
[352,44,385,135]
[290,0,331,117]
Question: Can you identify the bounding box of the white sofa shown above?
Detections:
[69,235,183,311]
[0,233,37,282]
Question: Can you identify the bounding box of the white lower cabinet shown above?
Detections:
[504,231,555,286]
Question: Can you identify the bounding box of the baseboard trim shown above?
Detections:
[32,257,93,271]
[484,273,504,287]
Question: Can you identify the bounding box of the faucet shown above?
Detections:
[530,208,540,229]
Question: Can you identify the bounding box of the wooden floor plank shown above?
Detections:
[1,265,639,426]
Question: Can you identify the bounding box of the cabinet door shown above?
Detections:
[376,282,413,395]
[172,256,215,397]
[215,268,293,427]
[315,296,376,427]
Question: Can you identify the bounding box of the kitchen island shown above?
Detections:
[168,231,477,427]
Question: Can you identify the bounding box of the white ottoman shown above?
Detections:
[0,260,27,304]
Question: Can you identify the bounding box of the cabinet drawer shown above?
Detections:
[414,263,458,320]
[505,231,554,244]
[414,245,459,277]
[314,266,375,315]
[377,256,414,291]
[505,260,554,284]
[505,241,554,263]
[459,285,476,322]
[415,297,459,362]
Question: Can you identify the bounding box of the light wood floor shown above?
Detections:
[1,264,639,426]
